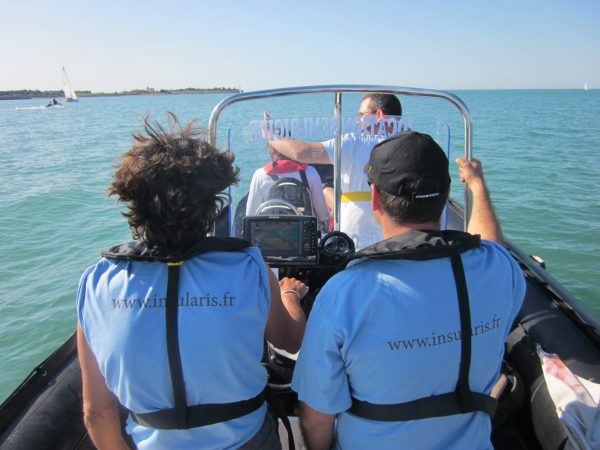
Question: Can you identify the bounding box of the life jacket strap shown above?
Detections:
[349,391,497,421]
[452,253,475,412]
[165,261,187,428]
[298,169,309,190]
[130,390,266,430]
[348,253,498,421]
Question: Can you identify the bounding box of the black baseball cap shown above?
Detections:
[364,131,451,198]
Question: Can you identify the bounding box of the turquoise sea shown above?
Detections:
[0,89,599,402]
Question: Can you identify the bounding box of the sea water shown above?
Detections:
[0,90,599,402]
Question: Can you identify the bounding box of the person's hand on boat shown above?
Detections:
[456,156,486,194]
[279,277,309,301]
[262,112,288,141]
[262,111,274,140]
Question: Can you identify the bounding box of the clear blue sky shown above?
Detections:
[2,0,598,91]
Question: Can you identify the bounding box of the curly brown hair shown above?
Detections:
[108,113,240,248]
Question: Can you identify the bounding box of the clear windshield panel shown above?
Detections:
[211,91,463,248]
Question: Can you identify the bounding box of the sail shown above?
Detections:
[61,67,78,101]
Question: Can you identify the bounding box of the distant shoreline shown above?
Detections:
[0,88,242,101]
[0,87,592,101]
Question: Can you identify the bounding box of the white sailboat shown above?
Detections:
[61,67,79,102]
[584,83,589,91]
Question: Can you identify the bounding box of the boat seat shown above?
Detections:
[256,199,300,216]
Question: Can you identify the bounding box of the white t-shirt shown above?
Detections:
[245,165,330,226]
[322,132,387,249]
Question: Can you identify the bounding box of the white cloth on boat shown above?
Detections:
[538,346,600,450]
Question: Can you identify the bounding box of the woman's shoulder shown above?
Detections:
[241,245,264,261]
[78,256,127,291]
[196,244,265,268]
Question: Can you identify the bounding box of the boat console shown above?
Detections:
[243,214,355,268]
[243,214,356,327]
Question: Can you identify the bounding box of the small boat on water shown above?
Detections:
[62,67,79,103]
[45,98,62,108]
[1,85,599,450]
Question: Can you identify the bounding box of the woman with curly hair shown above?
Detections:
[77,114,306,449]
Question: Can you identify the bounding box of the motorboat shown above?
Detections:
[1,85,599,450]
[45,99,62,108]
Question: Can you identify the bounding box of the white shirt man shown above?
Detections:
[268,94,402,249]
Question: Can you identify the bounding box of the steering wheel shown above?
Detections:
[256,199,300,216]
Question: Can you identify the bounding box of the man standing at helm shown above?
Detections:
[292,131,526,450]
[267,93,402,249]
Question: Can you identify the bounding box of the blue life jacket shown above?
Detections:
[100,237,266,430]
[342,230,498,421]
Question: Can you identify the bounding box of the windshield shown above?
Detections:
[210,89,467,249]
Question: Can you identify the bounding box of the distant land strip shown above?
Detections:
[0,87,241,100]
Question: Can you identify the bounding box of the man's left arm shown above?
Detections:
[269,138,330,164]
[456,157,503,242]
[298,402,336,450]
[263,111,331,164]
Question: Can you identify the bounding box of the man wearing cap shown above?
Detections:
[291,131,526,450]
[267,94,403,249]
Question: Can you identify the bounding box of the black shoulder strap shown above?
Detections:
[451,254,475,412]
[350,391,497,422]
[165,261,188,428]
[270,174,278,181]
[264,387,296,450]
[130,389,266,429]
[298,170,313,215]
[299,170,309,190]
[102,237,251,263]
[348,254,497,421]
[342,230,481,267]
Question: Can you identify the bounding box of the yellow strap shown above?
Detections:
[167,261,183,266]
[341,191,372,202]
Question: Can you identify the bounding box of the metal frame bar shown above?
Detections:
[208,84,473,231]
[333,92,343,230]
